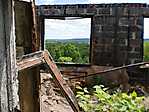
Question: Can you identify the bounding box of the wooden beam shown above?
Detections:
[17,51,44,71]
[17,51,80,112]
[43,51,80,112]
[0,0,19,111]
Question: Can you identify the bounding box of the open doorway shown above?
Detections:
[143,18,149,61]
[44,17,91,64]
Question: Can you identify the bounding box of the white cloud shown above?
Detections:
[88,0,149,4]
[88,0,106,4]
[35,0,55,5]
[45,18,91,39]
[36,0,88,5]
[144,18,149,39]
[36,0,149,5]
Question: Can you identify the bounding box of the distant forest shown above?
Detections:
[45,38,149,63]
[144,40,149,61]
[45,38,90,63]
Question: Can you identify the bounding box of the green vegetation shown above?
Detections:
[58,56,72,62]
[45,39,89,63]
[45,39,149,63]
[144,41,149,61]
[76,85,147,112]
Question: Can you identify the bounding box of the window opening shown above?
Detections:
[143,18,149,61]
[44,17,91,64]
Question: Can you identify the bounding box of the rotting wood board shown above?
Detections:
[17,51,80,112]
[17,51,44,71]
[43,51,80,112]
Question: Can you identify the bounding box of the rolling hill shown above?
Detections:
[45,38,90,44]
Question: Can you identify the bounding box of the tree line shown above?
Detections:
[45,41,90,63]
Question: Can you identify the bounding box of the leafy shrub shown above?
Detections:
[58,56,72,62]
[76,85,147,112]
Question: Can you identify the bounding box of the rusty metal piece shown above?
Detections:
[70,62,149,79]
[31,0,40,52]
[17,51,44,71]
[43,51,80,112]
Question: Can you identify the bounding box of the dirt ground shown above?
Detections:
[40,72,74,112]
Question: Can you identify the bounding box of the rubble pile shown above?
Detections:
[40,72,73,112]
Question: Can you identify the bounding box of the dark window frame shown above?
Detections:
[40,15,93,64]
[143,17,149,61]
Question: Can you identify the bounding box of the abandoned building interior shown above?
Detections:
[0,0,149,112]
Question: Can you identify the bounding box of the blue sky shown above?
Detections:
[38,0,149,39]
[36,0,149,5]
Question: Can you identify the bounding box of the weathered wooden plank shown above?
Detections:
[17,51,44,71]
[43,51,80,112]
[0,1,9,111]
[0,0,19,111]
[17,51,80,112]
[15,1,41,112]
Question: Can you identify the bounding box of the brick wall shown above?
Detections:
[37,3,149,66]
